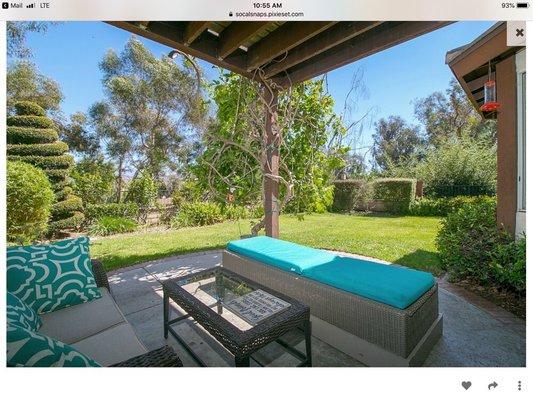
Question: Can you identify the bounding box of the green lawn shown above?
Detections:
[91,213,443,275]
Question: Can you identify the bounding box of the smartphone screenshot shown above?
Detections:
[1,1,530,399]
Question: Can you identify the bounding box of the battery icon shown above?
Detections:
[517,2,529,8]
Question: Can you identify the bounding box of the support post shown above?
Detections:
[262,86,280,238]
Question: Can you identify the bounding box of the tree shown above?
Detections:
[91,37,207,184]
[7,61,63,114]
[71,156,116,205]
[414,79,496,144]
[6,101,84,233]
[7,22,59,59]
[57,112,101,156]
[371,115,423,171]
[195,72,349,233]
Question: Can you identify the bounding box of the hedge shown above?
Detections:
[7,115,56,129]
[14,101,46,117]
[7,142,69,157]
[332,180,366,212]
[51,195,83,219]
[7,126,59,144]
[409,195,496,217]
[8,154,74,170]
[372,178,416,214]
[84,203,140,223]
[48,212,85,232]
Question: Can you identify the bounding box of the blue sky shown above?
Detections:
[13,21,495,156]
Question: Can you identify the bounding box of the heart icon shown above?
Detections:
[462,381,472,390]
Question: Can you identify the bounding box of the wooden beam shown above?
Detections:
[218,22,271,60]
[106,21,253,79]
[275,21,451,86]
[262,86,280,238]
[466,74,489,92]
[247,22,336,71]
[263,21,381,78]
[183,21,211,46]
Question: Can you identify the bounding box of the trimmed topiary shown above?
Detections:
[7,161,54,244]
[14,101,46,117]
[372,178,416,214]
[9,155,74,170]
[7,142,69,156]
[7,127,59,144]
[7,101,84,234]
[7,115,56,129]
[51,196,84,219]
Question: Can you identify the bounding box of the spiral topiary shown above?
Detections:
[7,101,85,234]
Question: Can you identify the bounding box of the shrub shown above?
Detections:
[48,212,85,232]
[51,196,84,219]
[9,154,74,170]
[7,115,56,129]
[436,197,500,282]
[171,179,203,207]
[54,186,73,201]
[7,161,54,244]
[372,178,416,214]
[170,202,223,228]
[71,157,115,205]
[125,171,159,210]
[88,216,138,236]
[84,203,140,223]
[332,180,365,212]
[409,195,496,217]
[7,142,69,156]
[44,169,69,182]
[14,101,46,117]
[7,126,59,144]
[489,236,526,295]
[223,204,250,220]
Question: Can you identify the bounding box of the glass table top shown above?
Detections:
[173,269,292,331]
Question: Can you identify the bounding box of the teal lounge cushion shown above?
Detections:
[7,323,101,367]
[7,236,102,314]
[227,236,435,309]
[227,236,337,274]
[7,292,42,332]
[302,257,435,309]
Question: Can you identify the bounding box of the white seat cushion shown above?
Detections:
[40,288,125,344]
[71,322,147,366]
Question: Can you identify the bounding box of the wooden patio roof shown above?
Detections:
[108,21,450,87]
[446,22,524,119]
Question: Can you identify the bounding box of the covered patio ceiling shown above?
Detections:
[108,21,450,87]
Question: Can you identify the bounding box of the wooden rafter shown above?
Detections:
[218,22,271,60]
[246,21,336,71]
[108,21,253,79]
[263,21,381,78]
[274,21,451,86]
[183,21,211,46]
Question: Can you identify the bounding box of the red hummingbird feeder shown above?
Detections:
[480,61,500,113]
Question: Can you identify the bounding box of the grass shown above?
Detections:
[91,213,443,275]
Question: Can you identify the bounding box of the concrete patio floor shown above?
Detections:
[108,250,526,367]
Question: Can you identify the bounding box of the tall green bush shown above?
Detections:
[6,101,84,233]
[409,195,496,217]
[125,171,159,210]
[436,197,499,282]
[7,161,54,244]
[372,178,416,214]
[332,180,365,212]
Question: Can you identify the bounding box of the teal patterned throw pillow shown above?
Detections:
[7,323,101,367]
[7,292,42,331]
[6,236,101,314]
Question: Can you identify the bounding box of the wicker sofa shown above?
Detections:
[37,259,181,367]
[222,248,443,367]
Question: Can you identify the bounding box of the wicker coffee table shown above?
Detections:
[162,266,312,367]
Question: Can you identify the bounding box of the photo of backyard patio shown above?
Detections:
[6,20,526,367]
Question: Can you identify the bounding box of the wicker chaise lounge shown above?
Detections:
[222,237,443,367]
